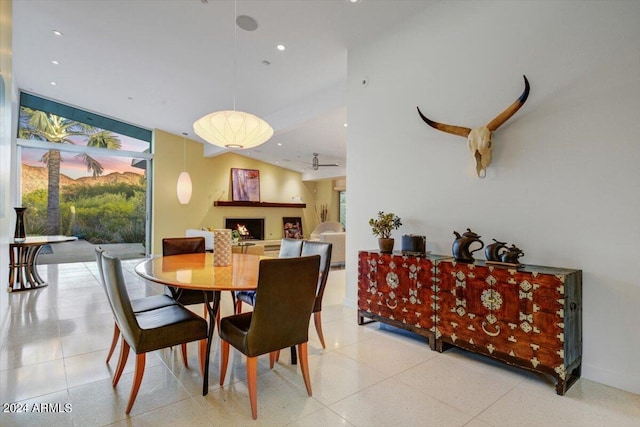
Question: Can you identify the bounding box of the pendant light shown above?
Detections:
[193,0,273,149]
[177,133,192,204]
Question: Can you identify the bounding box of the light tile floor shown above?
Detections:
[1,259,639,426]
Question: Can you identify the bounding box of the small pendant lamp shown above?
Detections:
[177,133,192,204]
[193,0,273,149]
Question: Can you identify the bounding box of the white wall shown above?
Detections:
[0,0,14,346]
[346,1,640,394]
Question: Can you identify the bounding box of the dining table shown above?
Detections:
[134,252,265,395]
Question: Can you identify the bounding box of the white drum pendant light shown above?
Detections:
[177,134,192,204]
[193,0,273,149]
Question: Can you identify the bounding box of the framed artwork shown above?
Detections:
[231,168,260,202]
[283,217,303,239]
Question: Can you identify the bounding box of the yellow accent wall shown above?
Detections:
[314,180,339,222]
[152,130,328,254]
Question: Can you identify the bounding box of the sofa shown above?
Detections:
[185,229,214,251]
[310,221,345,266]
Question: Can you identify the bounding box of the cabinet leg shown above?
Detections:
[357,311,377,326]
[556,363,582,395]
[435,340,452,353]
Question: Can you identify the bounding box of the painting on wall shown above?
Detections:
[283,217,303,239]
[231,168,260,202]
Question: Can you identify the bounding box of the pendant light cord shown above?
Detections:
[233,0,237,111]
[183,136,187,171]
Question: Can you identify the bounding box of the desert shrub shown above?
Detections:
[22,189,47,235]
[21,182,146,243]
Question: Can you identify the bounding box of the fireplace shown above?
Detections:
[224,218,265,241]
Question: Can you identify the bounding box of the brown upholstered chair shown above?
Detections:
[162,237,216,363]
[95,247,177,364]
[235,238,303,313]
[162,237,212,307]
[273,240,333,364]
[218,255,320,420]
[301,240,333,348]
[101,251,208,414]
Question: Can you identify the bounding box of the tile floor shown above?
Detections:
[1,259,639,426]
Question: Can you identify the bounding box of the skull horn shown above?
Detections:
[486,75,530,132]
[416,107,471,138]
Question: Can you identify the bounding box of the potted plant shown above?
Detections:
[369,211,402,253]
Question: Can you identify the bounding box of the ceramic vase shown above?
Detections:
[14,207,27,242]
[378,238,394,254]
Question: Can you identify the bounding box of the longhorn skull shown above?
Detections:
[417,75,530,178]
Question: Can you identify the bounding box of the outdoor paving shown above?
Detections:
[37,240,146,264]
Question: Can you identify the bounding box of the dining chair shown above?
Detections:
[95,247,177,364]
[162,237,215,364]
[235,237,303,313]
[101,251,208,415]
[301,240,333,348]
[218,255,321,420]
[273,239,333,364]
[162,237,212,307]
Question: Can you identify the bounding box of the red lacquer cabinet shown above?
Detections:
[357,251,582,395]
[436,260,582,395]
[357,251,450,350]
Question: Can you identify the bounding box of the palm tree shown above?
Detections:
[18,107,122,234]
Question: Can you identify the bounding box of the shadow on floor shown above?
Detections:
[37,239,146,265]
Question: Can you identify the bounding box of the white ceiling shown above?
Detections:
[12,0,433,180]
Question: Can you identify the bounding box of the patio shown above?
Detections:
[37,239,146,265]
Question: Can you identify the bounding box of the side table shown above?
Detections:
[8,235,78,292]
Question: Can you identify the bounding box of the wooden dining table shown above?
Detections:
[134,252,266,395]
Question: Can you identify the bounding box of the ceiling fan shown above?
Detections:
[312,153,339,171]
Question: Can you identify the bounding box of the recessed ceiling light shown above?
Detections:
[50,81,57,86]
[51,60,60,65]
[276,44,286,51]
[53,30,63,36]
[343,123,348,127]
[349,0,361,4]
[277,142,282,146]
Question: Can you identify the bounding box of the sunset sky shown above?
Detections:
[20,134,148,179]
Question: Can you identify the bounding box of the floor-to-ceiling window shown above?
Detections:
[339,190,346,229]
[16,93,153,262]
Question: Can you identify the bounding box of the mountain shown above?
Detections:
[21,163,144,194]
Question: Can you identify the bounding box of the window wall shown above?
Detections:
[16,93,153,260]
[339,190,346,229]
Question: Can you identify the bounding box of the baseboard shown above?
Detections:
[582,363,640,395]
[342,295,357,309]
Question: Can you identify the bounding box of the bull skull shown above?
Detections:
[417,75,530,178]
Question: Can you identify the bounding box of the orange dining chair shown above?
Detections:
[234,237,303,313]
[101,251,208,415]
[218,255,320,420]
[162,237,217,364]
[300,240,333,348]
[95,247,177,364]
[274,240,333,364]
[162,237,212,310]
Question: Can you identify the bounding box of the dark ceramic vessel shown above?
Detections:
[452,228,484,263]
